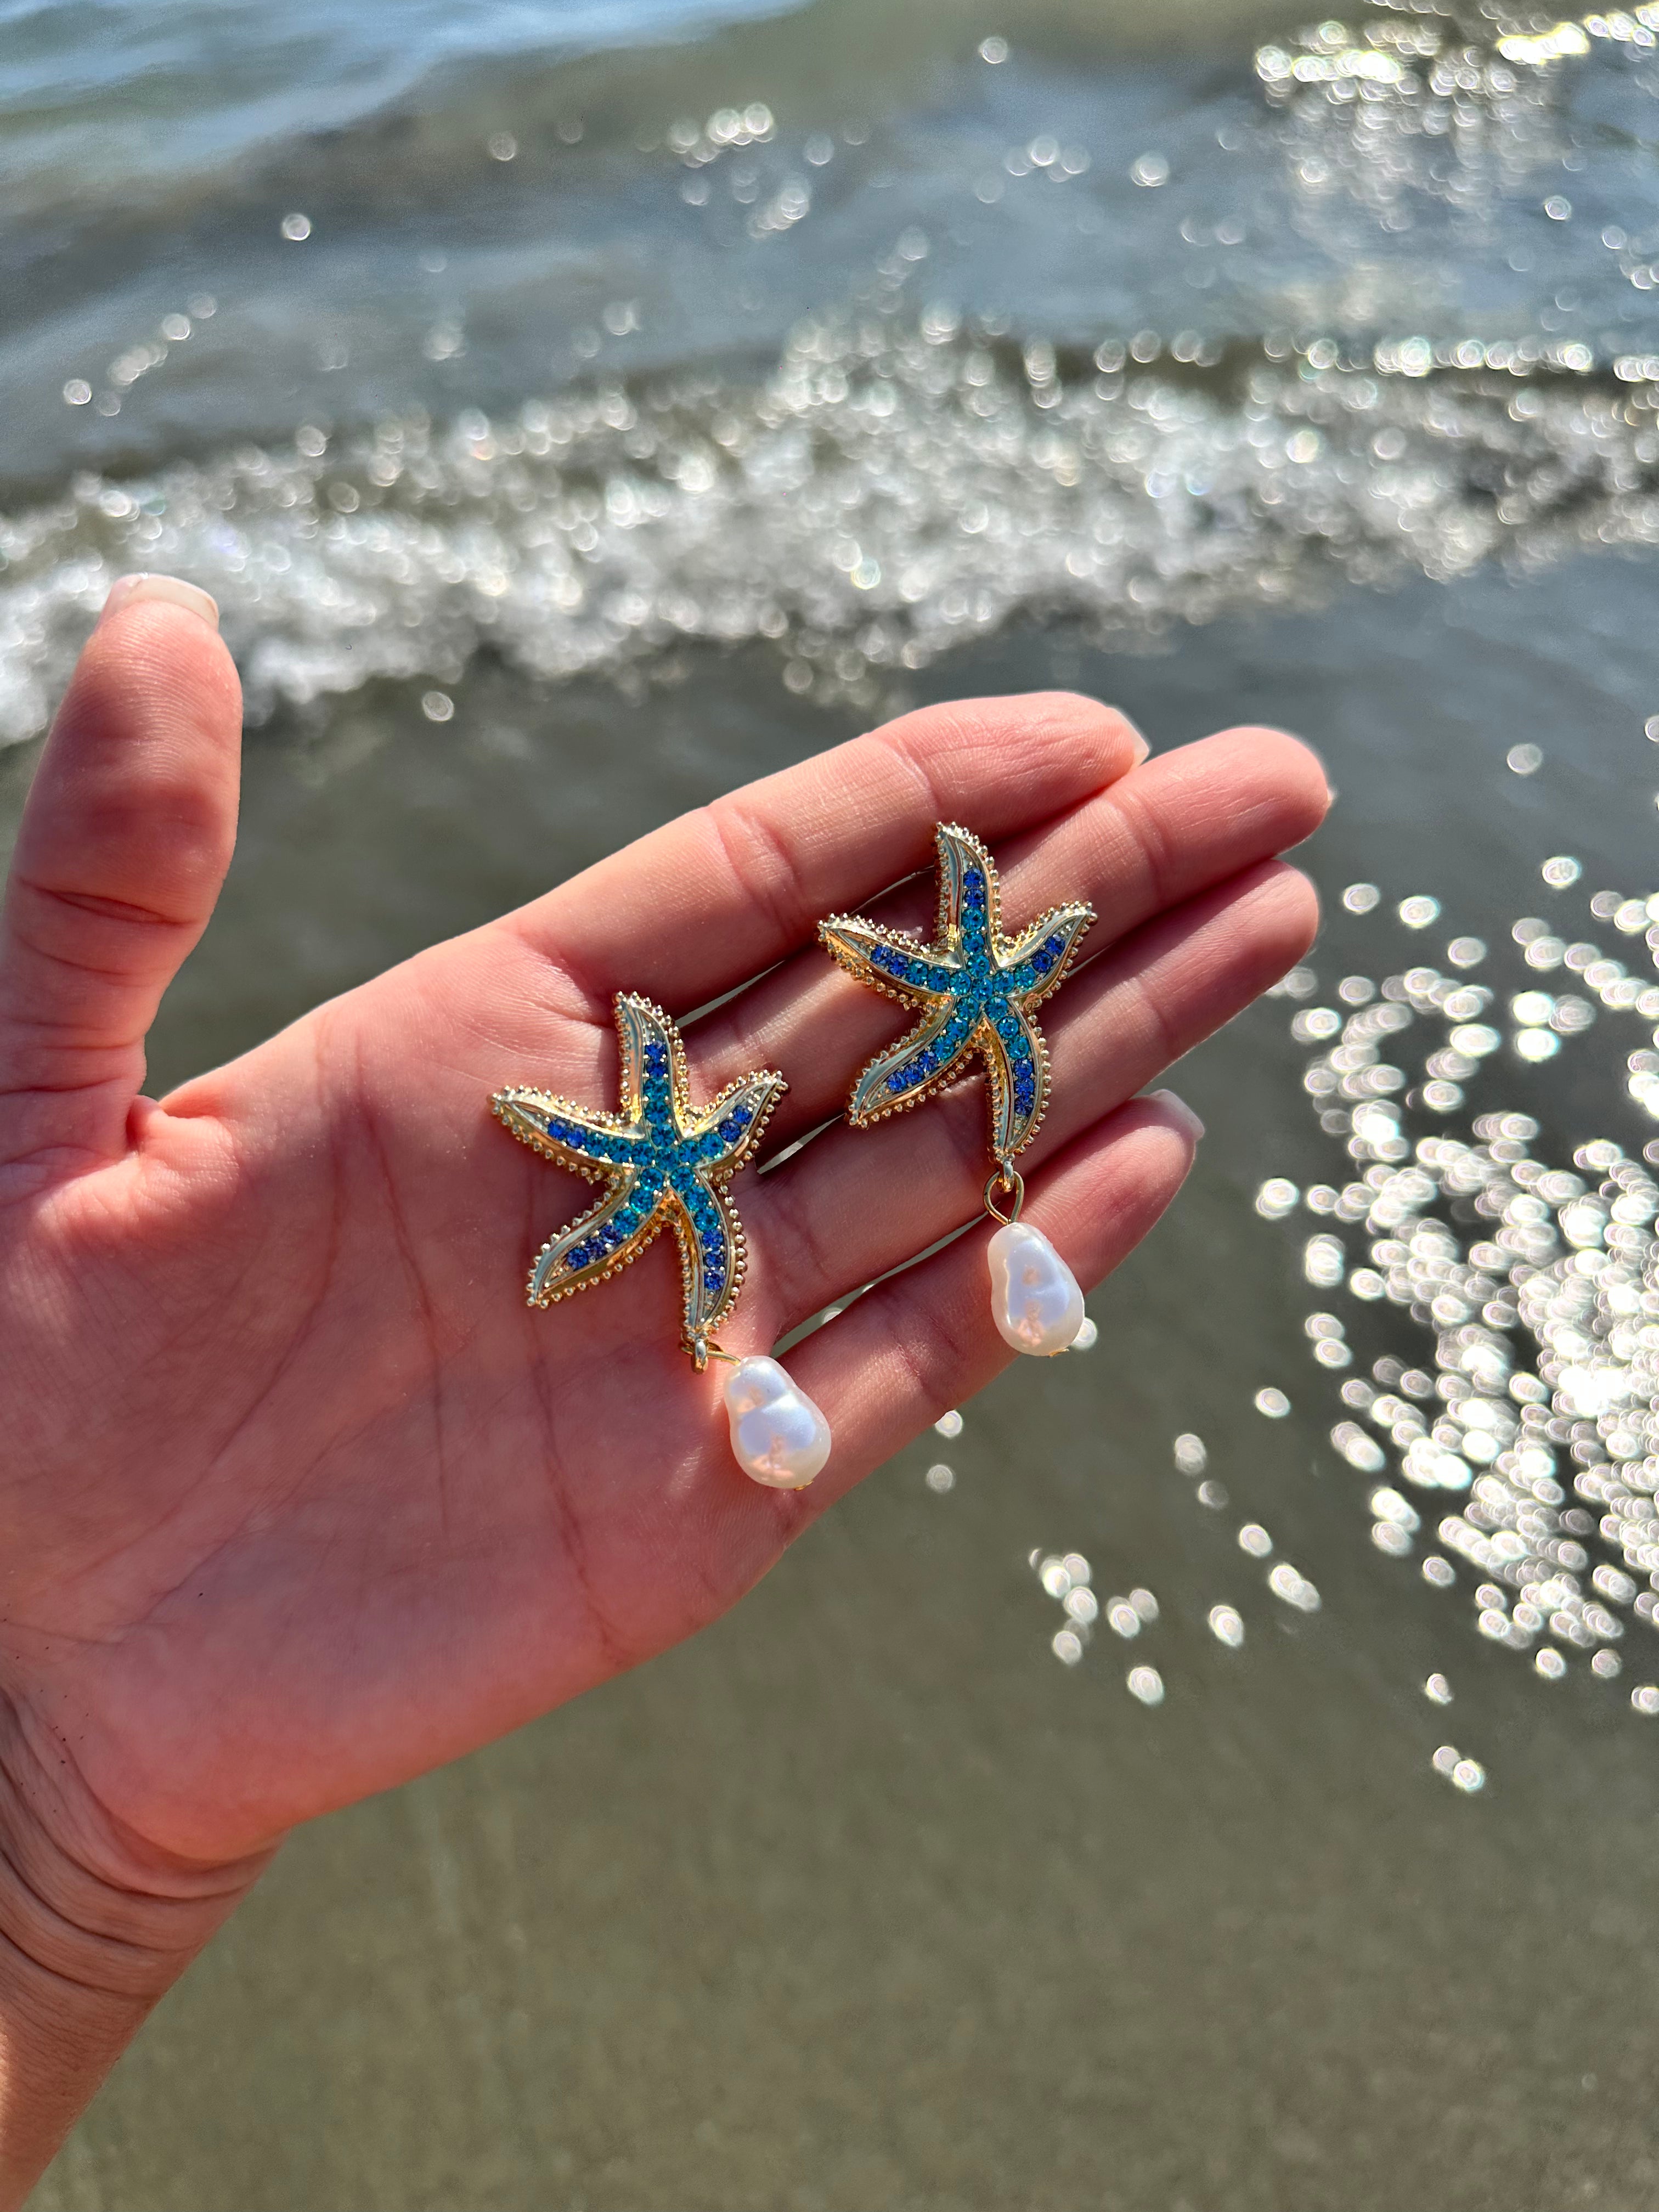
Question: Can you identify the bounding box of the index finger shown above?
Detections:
[503,692,1146,1014]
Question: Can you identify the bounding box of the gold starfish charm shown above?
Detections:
[819,823,1094,1158]
[492,995,785,1369]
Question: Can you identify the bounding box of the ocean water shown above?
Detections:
[18,2,1659,2207]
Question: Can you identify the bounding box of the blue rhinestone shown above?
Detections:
[887,1072,907,1092]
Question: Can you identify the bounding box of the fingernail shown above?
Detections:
[98,573,220,632]
[1147,1088,1205,1141]
[1109,707,1152,764]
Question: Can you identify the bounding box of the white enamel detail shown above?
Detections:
[723,1356,832,1488]
[987,1221,1085,1356]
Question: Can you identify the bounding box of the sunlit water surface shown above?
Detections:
[14,1,1659,2206]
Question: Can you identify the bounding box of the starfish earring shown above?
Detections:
[820,823,1095,1355]
[493,994,832,1489]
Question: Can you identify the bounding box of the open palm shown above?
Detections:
[0,592,1325,1948]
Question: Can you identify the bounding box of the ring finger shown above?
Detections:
[741,855,1317,1335]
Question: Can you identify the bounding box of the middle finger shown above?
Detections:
[687,724,1327,1150]
[740,854,1319,1335]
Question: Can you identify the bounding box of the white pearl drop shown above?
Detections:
[723,1356,832,1489]
[987,1221,1085,1356]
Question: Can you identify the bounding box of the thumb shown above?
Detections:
[0,575,241,1176]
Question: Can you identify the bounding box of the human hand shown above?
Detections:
[0,579,1327,2192]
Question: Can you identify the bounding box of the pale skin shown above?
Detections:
[0,577,1329,2202]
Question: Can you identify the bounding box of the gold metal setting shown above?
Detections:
[819,822,1094,1160]
[492,993,785,1367]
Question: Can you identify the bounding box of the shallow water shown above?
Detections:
[17,0,1659,2205]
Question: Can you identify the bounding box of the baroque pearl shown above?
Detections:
[987,1221,1085,1356]
[723,1355,832,1488]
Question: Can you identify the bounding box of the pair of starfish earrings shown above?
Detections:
[493,824,1094,1489]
